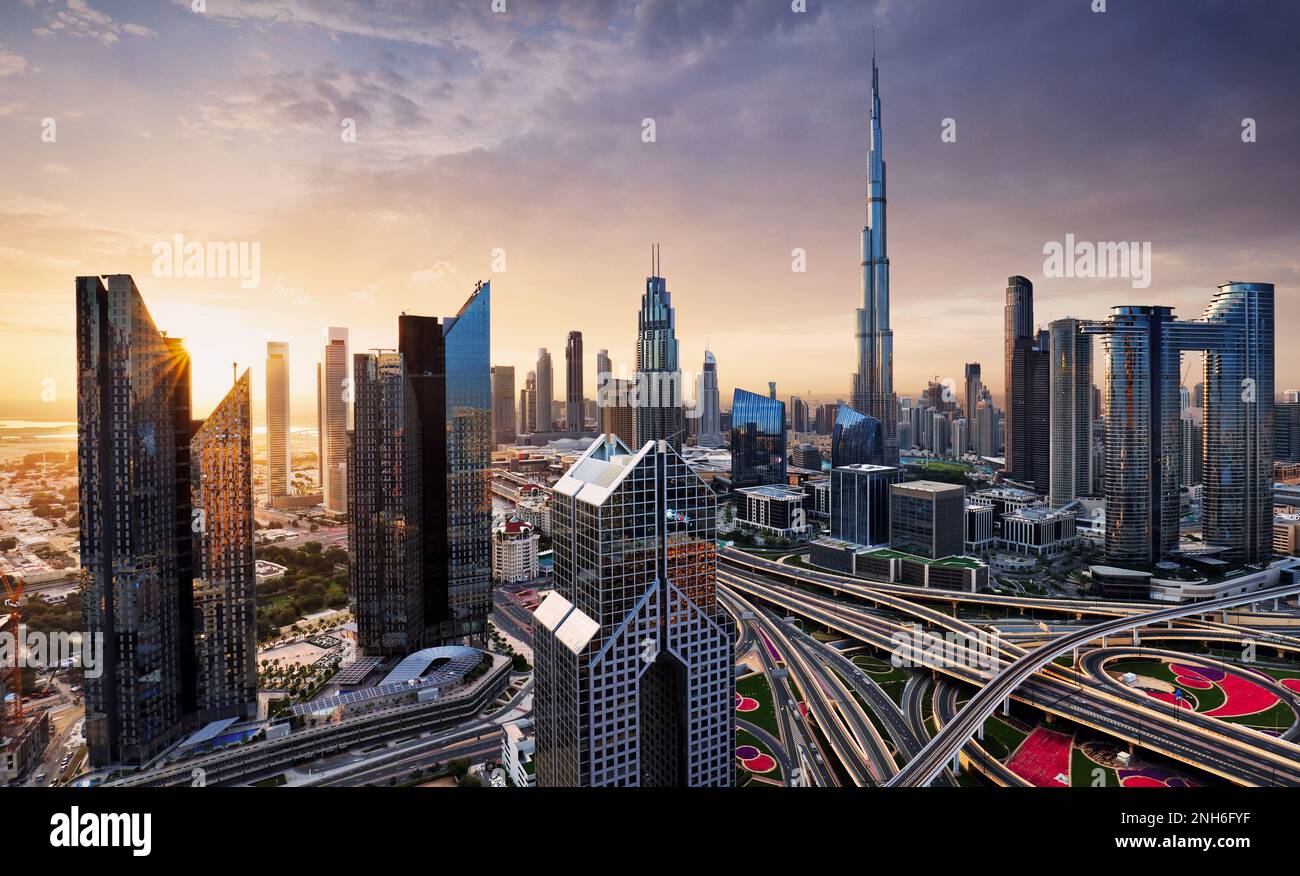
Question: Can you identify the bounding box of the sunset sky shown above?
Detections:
[1,0,1297,422]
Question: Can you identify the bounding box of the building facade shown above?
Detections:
[1048,318,1093,507]
[830,463,900,547]
[533,436,734,786]
[492,517,540,584]
[696,350,723,447]
[1005,276,1049,489]
[830,403,883,468]
[889,480,965,559]
[491,364,516,446]
[536,348,554,432]
[77,275,194,766]
[730,388,787,489]
[190,371,257,721]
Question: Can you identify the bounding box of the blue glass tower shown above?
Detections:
[730,388,786,489]
[830,403,883,468]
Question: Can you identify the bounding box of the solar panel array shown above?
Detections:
[329,656,384,686]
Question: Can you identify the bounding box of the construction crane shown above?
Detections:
[1,568,22,723]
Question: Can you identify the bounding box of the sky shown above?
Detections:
[1,0,1297,422]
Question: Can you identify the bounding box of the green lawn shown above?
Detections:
[1070,747,1118,788]
[736,672,781,737]
[980,716,1026,761]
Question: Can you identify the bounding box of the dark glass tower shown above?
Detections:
[355,281,492,650]
[534,436,734,786]
[77,275,194,766]
[635,247,684,450]
[830,403,883,468]
[565,330,583,431]
[349,351,424,656]
[730,388,787,489]
[851,55,899,465]
[1004,276,1049,489]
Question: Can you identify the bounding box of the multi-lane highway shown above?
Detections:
[718,553,1300,787]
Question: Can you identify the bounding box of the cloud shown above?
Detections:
[411,261,457,283]
[0,48,27,77]
[29,0,156,48]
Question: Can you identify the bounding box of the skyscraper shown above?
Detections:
[565,330,583,430]
[1084,283,1274,567]
[77,275,194,766]
[830,463,901,546]
[697,349,723,447]
[491,364,516,446]
[851,54,899,465]
[1198,282,1274,564]
[318,327,349,512]
[265,341,291,501]
[1004,276,1049,489]
[398,282,493,645]
[964,363,982,426]
[635,247,684,450]
[730,388,786,488]
[595,348,612,421]
[536,348,554,432]
[522,369,537,433]
[1048,318,1093,508]
[190,370,257,721]
[533,436,734,786]
[349,351,423,656]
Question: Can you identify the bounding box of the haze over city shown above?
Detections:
[1,0,1297,419]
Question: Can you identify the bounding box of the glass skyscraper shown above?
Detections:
[191,370,257,721]
[351,282,492,653]
[830,463,900,546]
[77,275,195,766]
[1084,282,1275,567]
[635,248,684,450]
[533,436,734,786]
[350,351,424,656]
[851,54,899,465]
[1048,318,1093,508]
[830,403,883,468]
[730,388,787,489]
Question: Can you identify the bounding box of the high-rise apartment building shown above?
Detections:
[190,371,257,721]
[635,248,684,450]
[318,327,349,512]
[851,55,899,465]
[491,365,516,446]
[265,341,291,500]
[730,388,787,489]
[533,436,734,786]
[1048,318,1093,507]
[565,330,583,430]
[77,275,195,766]
[536,348,554,431]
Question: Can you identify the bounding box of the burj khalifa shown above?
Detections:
[851,54,899,465]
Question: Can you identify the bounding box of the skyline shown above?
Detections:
[2,0,1298,419]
